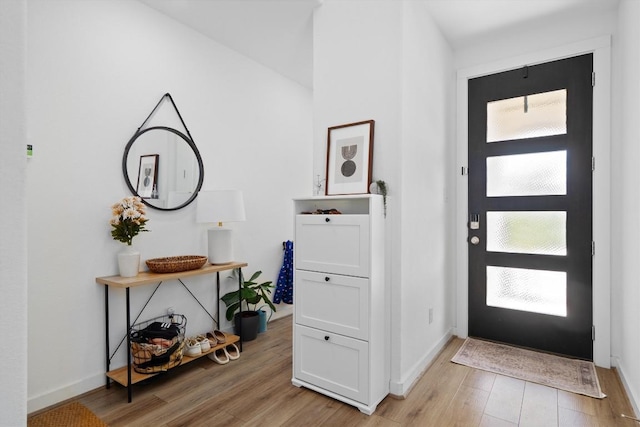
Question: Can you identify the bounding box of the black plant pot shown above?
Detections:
[233,311,260,342]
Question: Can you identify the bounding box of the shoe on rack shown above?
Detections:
[224,343,240,361]
[185,338,201,357]
[206,330,226,345]
[196,335,211,353]
[208,347,230,365]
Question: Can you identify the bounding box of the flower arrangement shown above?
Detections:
[110,196,149,246]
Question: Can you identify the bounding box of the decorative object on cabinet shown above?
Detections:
[122,93,204,211]
[196,190,246,264]
[135,154,159,199]
[96,262,247,402]
[145,255,207,274]
[292,195,388,415]
[325,120,375,196]
[314,174,326,195]
[221,270,276,341]
[371,180,388,218]
[110,196,149,277]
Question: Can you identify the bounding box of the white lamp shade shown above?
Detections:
[196,190,246,264]
[196,190,246,224]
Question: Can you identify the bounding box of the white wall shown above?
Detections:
[454,3,618,70]
[397,1,455,394]
[314,0,455,395]
[25,0,312,412]
[611,0,640,413]
[0,1,28,425]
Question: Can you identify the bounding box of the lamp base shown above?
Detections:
[207,228,234,264]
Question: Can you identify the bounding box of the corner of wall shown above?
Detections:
[389,328,453,397]
[612,356,640,417]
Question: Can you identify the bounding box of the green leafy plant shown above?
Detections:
[376,180,388,218]
[110,196,149,245]
[221,270,277,321]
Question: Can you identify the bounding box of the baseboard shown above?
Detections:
[27,372,105,414]
[389,328,454,397]
[270,306,293,321]
[611,356,640,417]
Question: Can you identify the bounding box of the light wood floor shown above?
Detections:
[33,315,637,426]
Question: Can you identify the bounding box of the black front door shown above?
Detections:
[468,54,593,360]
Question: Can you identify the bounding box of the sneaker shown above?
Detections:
[185,338,201,357]
[196,335,211,352]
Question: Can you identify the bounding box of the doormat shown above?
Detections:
[28,402,107,427]
[451,338,606,399]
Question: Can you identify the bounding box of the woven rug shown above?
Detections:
[28,402,107,427]
[451,338,606,399]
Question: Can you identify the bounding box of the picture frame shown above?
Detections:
[136,154,159,199]
[325,120,375,196]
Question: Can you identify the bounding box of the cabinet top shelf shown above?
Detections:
[96,262,248,288]
[293,194,381,201]
[293,194,383,216]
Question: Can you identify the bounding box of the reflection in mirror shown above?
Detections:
[123,126,204,211]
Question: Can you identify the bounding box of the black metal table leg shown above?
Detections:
[105,285,110,389]
[238,268,243,352]
[216,272,220,329]
[126,287,132,403]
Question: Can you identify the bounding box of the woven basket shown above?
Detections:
[145,255,207,274]
[130,314,187,374]
[131,339,185,374]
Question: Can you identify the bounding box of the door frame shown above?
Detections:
[455,36,611,367]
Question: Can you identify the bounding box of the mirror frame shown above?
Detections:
[122,126,204,211]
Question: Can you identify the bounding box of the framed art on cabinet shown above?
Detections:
[136,154,159,198]
[325,120,375,195]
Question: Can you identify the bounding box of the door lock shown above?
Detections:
[470,213,480,230]
[470,236,480,245]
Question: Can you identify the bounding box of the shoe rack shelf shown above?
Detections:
[106,332,240,386]
[96,261,248,403]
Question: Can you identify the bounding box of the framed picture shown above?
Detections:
[325,120,374,196]
[136,154,159,198]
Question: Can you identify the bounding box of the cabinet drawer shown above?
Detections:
[295,215,369,277]
[294,270,369,340]
[294,324,369,404]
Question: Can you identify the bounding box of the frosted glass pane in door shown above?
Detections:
[487,151,566,197]
[487,266,567,317]
[487,89,566,143]
[487,211,566,255]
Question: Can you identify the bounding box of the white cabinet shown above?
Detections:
[292,195,388,415]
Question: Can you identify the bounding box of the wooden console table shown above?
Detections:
[96,261,247,402]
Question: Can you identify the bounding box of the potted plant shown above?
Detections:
[110,196,149,277]
[221,270,276,342]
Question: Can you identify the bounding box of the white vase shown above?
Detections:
[117,246,140,277]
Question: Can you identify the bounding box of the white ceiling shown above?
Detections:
[138,0,619,90]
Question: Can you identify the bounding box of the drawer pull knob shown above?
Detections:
[325,217,330,222]
[325,276,330,282]
[324,336,330,341]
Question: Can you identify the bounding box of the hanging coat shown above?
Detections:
[273,240,293,304]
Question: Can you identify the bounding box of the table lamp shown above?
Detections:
[196,190,246,264]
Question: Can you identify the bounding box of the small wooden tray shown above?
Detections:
[145,255,207,274]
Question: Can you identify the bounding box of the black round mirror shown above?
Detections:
[122,126,204,211]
